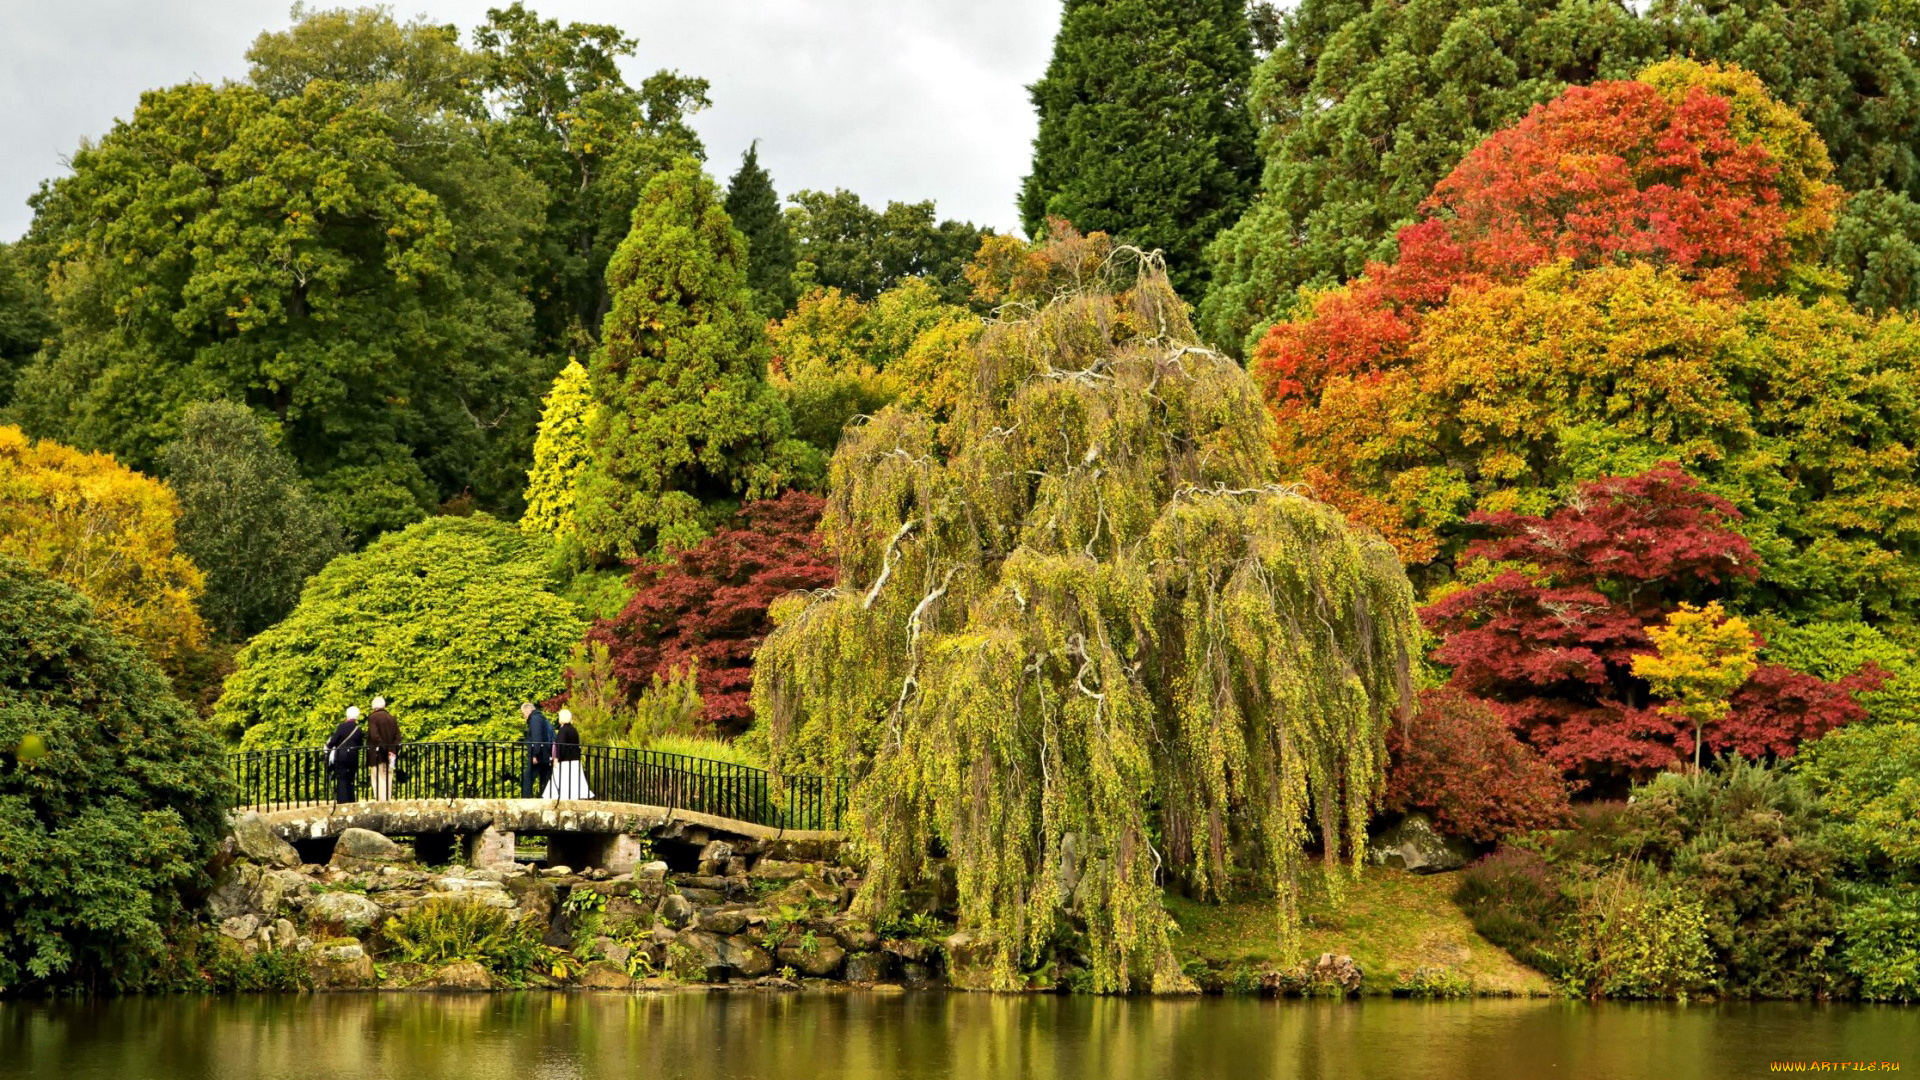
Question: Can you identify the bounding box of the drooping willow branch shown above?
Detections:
[753,259,1417,993]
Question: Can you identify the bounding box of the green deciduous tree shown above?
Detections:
[215,514,584,747]
[0,242,52,409]
[753,256,1417,992]
[14,67,543,539]
[1201,0,1920,354]
[0,558,228,993]
[159,401,345,641]
[787,189,986,307]
[768,277,977,456]
[1020,0,1259,300]
[476,2,710,353]
[725,142,798,318]
[574,157,816,558]
[520,358,594,543]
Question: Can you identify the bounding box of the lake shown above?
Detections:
[3,992,1912,1080]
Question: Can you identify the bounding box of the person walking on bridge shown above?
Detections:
[325,706,365,803]
[365,696,403,801]
[520,701,554,798]
[542,709,593,800]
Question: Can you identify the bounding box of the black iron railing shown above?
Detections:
[224,741,848,831]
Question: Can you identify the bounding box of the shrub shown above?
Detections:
[1453,846,1571,977]
[217,515,584,746]
[1796,722,1920,876]
[1835,884,1920,1003]
[1558,870,1715,1000]
[0,558,228,993]
[1385,688,1572,843]
[0,425,208,674]
[1623,762,1844,998]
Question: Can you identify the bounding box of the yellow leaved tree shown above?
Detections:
[0,425,207,672]
[1632,602,1759,771]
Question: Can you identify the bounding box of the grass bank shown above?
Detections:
[1166,865,1553,997]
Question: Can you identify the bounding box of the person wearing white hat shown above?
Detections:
[323,706,366,803]
[541,709,593,800]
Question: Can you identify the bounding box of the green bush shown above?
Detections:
[0,558,229,994]
[1797,722,1920,877]
[216,515,585,746]
[1836,884,1920,1003]
[144,925,311,993]
[1620,761,1844,998]
[1559,871,1714,1000]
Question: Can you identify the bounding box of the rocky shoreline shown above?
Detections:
[211,810,978,993]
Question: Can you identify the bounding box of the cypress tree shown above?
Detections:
[724,142,798,318]
[574,157,816,559]
[1018,0,1259,299]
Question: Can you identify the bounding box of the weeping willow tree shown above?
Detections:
[752,255,1416,993]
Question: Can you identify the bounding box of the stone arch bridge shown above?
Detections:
[228,742,847,872]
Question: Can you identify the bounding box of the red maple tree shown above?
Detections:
[589,491,836,737]
[1422,465,1871,784]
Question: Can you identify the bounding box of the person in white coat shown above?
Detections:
[542,709,593,800]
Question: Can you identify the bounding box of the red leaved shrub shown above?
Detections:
[1424,465,1873,783]
[589,491,836,737]
[1385,687,1573,844]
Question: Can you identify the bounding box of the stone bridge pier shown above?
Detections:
[256,798,844,872]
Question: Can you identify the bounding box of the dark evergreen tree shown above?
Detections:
[1018,0,1260,298]
[574,158,817,559]
[724,143,799,318]
[160,401,346,640]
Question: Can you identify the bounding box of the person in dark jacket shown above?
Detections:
[364,696,403,801]
[325,706,366,803]
[520,701,554,798]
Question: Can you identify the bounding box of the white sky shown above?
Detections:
[0,0,1062,240]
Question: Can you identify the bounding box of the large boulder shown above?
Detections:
[721,935,775,977]
[577,962,634,989]
[843,951,894,984]
[309,941,376,988]
[306,890,384,931]
[208,863,286,921]
[763,877,841,908]
[1366,813,1474,874]
[231,812,301,868]
[330,828,407,871]
[776,942,846,978]
[747,858,811,881]
[698,909,750,936]
[656,893,696,929]
[431,960,494,990]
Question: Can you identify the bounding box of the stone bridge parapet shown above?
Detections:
[251,798,844,873]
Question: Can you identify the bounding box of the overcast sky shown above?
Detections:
[0,0,1061,241]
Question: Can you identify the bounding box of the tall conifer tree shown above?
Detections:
[1019,0,1259,298]
[724,142,798,318]
[574,158,815,559]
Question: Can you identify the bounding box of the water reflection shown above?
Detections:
[3,992,1912,1080]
